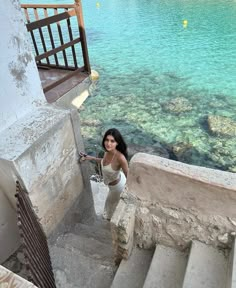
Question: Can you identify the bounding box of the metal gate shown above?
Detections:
[15,180,57,288]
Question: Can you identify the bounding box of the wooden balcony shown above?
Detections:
[21,1,91,103]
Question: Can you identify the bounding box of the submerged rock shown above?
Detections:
[128,143,169,160]
[162,97,192,114]
[171,142,193,160]
[229,166,236,173]
[207,115,236,137]
[209,141,236,172]
[81,119,102,126]
[169,142,202,165]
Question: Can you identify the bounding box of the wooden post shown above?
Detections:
[74,0,91,74]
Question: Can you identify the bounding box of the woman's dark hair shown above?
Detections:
[102,128,128,159]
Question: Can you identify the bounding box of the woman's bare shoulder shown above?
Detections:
[116,151,127,162]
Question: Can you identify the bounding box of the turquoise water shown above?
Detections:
[24,0,236,171]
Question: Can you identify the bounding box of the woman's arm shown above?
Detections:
[83,155,102,163]
[119,154,129,178]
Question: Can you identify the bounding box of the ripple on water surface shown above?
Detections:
[24,0,236,171]
[80,0,236,172]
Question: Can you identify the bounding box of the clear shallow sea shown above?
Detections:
[24,0,236,171]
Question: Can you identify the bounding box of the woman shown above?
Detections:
[80,128,128,220]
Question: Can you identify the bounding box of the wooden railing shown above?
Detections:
[21,0,91,92]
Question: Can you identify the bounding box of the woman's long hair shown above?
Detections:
[102,128,128,159]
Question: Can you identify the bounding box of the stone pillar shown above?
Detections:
[110,198,136,263]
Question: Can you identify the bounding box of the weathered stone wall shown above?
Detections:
[113,153,236,257]
[111,199,136,262]
[0,106,95,263]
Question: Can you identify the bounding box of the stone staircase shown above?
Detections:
[47,178,236,288]
[111,239,236,288]
[49,213,236,288]
[49,217,117,288]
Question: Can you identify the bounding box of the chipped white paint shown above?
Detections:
[0,0,45,133]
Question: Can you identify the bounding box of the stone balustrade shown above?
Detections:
[111,153,236,261]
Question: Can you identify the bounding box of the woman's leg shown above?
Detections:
[103,172,126,220]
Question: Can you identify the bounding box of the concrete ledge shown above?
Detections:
[0,106,68,161]
[125,153,236,249]
[128,153,236,218]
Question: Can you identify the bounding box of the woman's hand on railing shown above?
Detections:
[78,151,88,162]
[78,151,102,163]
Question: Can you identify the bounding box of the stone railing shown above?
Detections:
[0,265,38,288]
[111,153,236,261]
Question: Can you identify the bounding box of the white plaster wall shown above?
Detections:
[125,153,236,249]
[0,0,45,133]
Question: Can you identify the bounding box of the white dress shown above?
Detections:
[101,159,126,220]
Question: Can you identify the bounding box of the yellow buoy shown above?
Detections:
[182,19,188,28]
[96,2,100,8]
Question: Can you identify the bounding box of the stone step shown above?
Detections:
[182,241,228,288]
[227,237,236,288]
[50,245,116,288]
[111,247,154,288]
[143,245,188,288]
[71,220,112,245]
[53,232,114,265]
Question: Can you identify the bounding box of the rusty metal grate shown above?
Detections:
[15,180,57,288]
